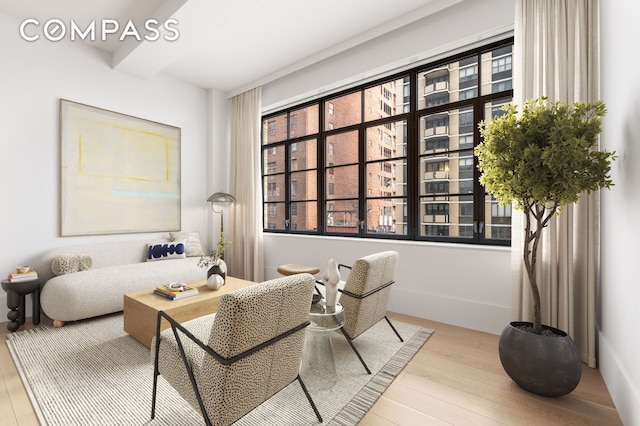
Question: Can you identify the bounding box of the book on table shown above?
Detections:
[154,284,198,300]
[7,270,39,282]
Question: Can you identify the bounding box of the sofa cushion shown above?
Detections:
[147,241,186,262]
[51,254,93,275]
[169,231,205,257]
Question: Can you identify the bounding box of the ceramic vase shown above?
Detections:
[323,258,340,308]
[207,259,227,282]
[206,273,224,290]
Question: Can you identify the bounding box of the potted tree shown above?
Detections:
[475,96,615,396]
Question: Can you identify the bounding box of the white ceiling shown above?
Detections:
[0,0,457,95]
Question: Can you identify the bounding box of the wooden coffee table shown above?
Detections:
[123,276,254,348]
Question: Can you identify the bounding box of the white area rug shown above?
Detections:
[7,313,432,425]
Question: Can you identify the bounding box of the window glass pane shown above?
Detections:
[326,200,359,233]
[326,165,358,199]
[326,131,358,166]
[366,198,406,236]
[263,175,284,202]
[417,55,478,110]
[419,195,474,238]
[264,203,285,230]
[484,97,512,122]
[419,106,474,155]
[263,146,285,174]
[289,104,319,138]
[290,138,317,170]
[481,45,512,95]
[366,120,406,160]
[419,151,473,196]
[366,159,406,197]
[290,170,317,202]
[262,113,287,145]
[364,77,407,122]
[290,201,317,231]
[325,92,361,130]
[485,194,511,240]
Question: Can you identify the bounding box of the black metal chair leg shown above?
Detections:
[339,327,371,374]
[384,316,404,342]
[297,375,323,423]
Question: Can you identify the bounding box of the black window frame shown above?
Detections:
[261,38,513,246]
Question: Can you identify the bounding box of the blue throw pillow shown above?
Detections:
[146,241,186,261]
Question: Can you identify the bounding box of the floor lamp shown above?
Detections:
[207,191,236,237]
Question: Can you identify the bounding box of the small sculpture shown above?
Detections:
[206,273,224,290]
[322,258,340,308]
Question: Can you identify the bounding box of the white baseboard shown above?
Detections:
[388,288,510,335]
[598,329,640,426]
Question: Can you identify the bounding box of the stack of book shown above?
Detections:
[7,270,39,282]
[154,283,199,300]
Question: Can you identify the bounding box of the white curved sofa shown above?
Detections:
[34,237,207,327]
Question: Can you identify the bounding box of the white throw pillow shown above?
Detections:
[169,231,205,257]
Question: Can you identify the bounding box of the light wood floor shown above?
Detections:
[1,312,622,426]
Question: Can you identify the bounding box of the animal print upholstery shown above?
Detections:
[152,273,315,426]
[340,251,399,339]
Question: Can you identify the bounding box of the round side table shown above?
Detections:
[300,301,345,390]
[1,278,44,332]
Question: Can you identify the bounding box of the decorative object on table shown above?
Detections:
[206,273,224,291]
[153,283,198,300]
[59,99,181,236]
[476,96,616,397]
[321,257,340,308]
[198,232,231,284]
[7,268,39,282]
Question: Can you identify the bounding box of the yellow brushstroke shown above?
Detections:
[78,133,83,173]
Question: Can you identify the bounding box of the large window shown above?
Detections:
[261,40,513,245]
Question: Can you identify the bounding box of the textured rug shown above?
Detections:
[7,313,432,425]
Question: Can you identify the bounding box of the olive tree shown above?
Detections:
[475,96,615,335]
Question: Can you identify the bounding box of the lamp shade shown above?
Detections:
[207,192,236,203]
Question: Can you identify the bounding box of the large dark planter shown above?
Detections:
[499,321,582,397]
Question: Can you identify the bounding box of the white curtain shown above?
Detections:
[512,0,599,367]
[228,87,264,282]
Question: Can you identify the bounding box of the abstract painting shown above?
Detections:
[59,99,181,236]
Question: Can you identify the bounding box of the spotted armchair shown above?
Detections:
[151,273,322,425]
[319,250,403,374]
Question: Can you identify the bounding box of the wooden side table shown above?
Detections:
[1,278,44,332]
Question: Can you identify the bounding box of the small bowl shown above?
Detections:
[16,266,30,274]
[311,293,322,305]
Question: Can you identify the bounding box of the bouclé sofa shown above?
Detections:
[34,236,207,327]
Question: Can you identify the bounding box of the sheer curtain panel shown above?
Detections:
[512,0,599,366]
[228,87,264,282]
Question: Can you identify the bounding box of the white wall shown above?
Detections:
[263,0,515,111]
[0,12,224,320]
[265,235,511,335]
[261,0,515,335]
[599,2,640,424]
